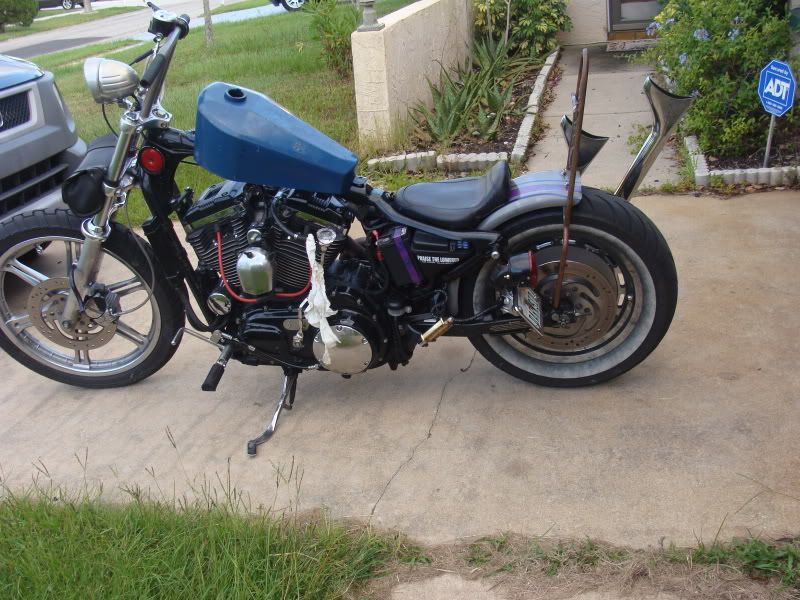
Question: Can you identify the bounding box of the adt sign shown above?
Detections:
[758,59,796,117]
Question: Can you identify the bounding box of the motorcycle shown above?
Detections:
[0,6,691,455]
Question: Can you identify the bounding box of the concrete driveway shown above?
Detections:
[1,191,799,548]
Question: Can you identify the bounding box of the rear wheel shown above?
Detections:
[0,210,185,388]
[463,188,677,387]
[62,0,75,9]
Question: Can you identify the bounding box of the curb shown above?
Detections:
[684,135,799,187]
[510,47,560,165]
[366,47,561,173]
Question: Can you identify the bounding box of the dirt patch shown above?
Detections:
[357,534,797,600]
[706,126,800,170]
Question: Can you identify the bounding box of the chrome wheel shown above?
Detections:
[282,0,305,10]
[62,0,75,9]
[0,235,162,377]
[473,223,657,381]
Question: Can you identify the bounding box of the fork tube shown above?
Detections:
[60,112,140,328]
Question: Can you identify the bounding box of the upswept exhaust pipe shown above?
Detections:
[615,76,693,200]
[560,116,609,174]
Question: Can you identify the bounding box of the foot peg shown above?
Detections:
[202,345,233,392]
[247,370,299,456]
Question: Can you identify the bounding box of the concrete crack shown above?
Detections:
[369,350,477,519]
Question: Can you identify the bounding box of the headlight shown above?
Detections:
[83,57,140,104]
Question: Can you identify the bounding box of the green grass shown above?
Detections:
[0,495,394,599]
[211,0,274,15]
[0,7,141,42]
[670,539,800,587]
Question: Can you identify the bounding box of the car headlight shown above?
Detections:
[83,57,140,104]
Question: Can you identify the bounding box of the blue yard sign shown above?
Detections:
[758,59,796,117]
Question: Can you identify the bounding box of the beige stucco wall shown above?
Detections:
[351,0,473,143]
[559,0,607,45]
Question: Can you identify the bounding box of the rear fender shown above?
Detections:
[477,169,582,232]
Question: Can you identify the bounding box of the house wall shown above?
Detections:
[559,0,608,45]
[351,0,473,144]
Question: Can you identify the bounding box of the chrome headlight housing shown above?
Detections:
[83,57,140,104]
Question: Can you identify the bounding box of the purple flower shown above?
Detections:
[733,15,743,24]
[646,21,662,36]
[728,28,740,39]
[693,28,709,41]
[679,53,688,65]
[691,89,700,98]
[665,17,675,25]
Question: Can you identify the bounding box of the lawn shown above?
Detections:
[0,7,142,42]
[0,495,395,598]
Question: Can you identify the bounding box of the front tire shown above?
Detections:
[463,188,677,387]
[0,210,185,388]
[62,0,75,9]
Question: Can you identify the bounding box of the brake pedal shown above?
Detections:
[202,345,233,392]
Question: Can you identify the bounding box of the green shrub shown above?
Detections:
[305,0,360,78]
[0,0,37,33]
[641,0,794,158]
[473,0,571,58]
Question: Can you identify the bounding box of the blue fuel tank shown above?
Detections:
[194,82,358,195]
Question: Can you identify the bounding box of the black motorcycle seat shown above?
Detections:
[393,161,511,229]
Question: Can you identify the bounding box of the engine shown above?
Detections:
[181,180,390,375]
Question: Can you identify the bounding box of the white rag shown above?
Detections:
[302,234,339,364]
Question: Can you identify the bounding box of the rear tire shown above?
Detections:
[281,0,305,10]
[463,188,677,387]
[0,210,185,388]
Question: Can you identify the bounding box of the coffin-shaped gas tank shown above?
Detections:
[194,82,358,195]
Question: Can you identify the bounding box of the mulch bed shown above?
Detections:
[405,65,543,156]
[706,123,800,170]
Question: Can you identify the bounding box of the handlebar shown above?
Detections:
[138,13,188,115]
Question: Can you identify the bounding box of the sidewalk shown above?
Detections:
[528,45,682,191]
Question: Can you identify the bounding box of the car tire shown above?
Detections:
[62,0,75,9]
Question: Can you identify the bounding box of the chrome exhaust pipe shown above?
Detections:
[560,116,609,174]
[615,76,693,200]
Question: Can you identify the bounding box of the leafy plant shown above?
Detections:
[641,0,794,158]
[0,0,37,33]
[412,37,534,145]
[305,0,360,78]
[474,0,571,58]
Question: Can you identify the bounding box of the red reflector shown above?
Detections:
[140,147,165,174]
[528,250,538,287]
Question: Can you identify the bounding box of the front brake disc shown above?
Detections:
[26,277,117,351]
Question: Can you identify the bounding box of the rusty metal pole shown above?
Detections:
[552,48,589,309]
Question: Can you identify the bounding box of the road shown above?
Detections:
[0,0,261,60]
[1,191,799,550]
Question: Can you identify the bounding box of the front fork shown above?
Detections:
[60,111,140,328]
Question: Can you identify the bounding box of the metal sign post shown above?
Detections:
[758,59,796,168]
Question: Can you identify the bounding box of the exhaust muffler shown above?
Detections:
[615,77,693,200]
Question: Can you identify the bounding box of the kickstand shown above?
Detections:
[247,369,299,456]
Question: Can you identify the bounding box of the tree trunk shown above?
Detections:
[83,0,93,13]
[203,0,214,47]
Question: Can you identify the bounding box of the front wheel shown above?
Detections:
[0,210,185,388]
[62,0,75,9]
[464,188,677,387]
